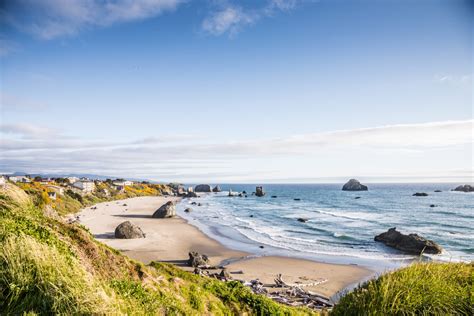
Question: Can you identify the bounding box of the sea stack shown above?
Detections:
[452,185,474,193]
[212,185,222,192]
[255,186,265,197]
[342,179,368,191]
[374,227,442,255]
[195,184,212,192]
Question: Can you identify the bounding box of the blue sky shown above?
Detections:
[0,0,472,183]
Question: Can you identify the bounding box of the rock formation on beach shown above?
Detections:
[452,185,474,193]
[184,192,198,198]
[342,179,368,191]
[195,184,212,192]
[213,185,221,192]
[152,201,176,218]
[188,251,209,267]
[374,227,442,255]
[255,186,265,197]
[412,192,428,196]
[114,221,145,239]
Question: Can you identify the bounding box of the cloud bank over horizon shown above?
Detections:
[1,120,472,183]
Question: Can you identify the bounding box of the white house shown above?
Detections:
[73,181,95,193]
[8,176,30,183]
[47,191,57,200]
[113,180,133,186]
[45,185,64,195]
[0,176,6,188]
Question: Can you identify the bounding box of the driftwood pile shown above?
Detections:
[190,252,333,310]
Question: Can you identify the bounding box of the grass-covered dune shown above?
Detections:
[0,182,471,315]
[332,261,473,315]
[0,183,313,315]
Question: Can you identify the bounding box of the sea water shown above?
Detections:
[176,183,473,271]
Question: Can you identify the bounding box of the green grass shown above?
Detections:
[331,261,473,316]
[0,183,315,315]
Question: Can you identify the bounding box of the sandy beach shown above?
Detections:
[79,196,372,297]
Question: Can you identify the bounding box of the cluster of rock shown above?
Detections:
[212,185,221,192]
[374,227,442,255]
[412,192,428,196]
[152,201,176,218]
[342,179,368,191]
[187,251,210,267]
[114,221,145,239]
[452,184,474,193]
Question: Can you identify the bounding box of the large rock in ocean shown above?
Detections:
[342,179,368,191]
[184,191,198,198]
[374,227,442,255]
[212,185,221,192]
[194,184,212,192]
[152,201,176,218]
[114,221,145,239]
[255,186,265,197]
[452,185,474,193]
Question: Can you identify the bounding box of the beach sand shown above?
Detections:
[79,196,372,297]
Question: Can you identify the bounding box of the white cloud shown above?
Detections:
[202,0,303,36]
[202,6,257,36]
[0,120,472,182]
[434,74,472,85]
[3,0,183,40]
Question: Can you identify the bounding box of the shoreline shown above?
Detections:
[78,195,374,298]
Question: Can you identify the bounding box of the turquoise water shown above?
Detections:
[177,184,473,269]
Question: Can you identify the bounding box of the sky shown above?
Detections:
[0,0,472,183]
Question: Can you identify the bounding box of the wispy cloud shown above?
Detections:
[2,0,184,40]
[202,0,303,36]
[1,93,49,111]
[434,74,472,85]
[1,120,472,181]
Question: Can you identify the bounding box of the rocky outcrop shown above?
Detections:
[152,201,176,218]
[184,207,192,213]
[114,221,145,239]
[212,185,221,192]
[187,251,209,267]
[195,184,212,192]
[297,218,308,223]
[434,190,442,193]
[412,192,428,196]
[452,185,474,193]
[342,179,368,191]
[184,192,198,198]
[374,227,442,255]
[255,186,265,197]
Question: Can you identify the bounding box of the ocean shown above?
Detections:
[176,183,473,271]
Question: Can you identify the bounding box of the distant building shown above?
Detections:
[73,181,95,193]
[8,175,30,183]
[47,191,57,200]
[45,185,64,195]
[113,180,133,186]
[67,177,79,184]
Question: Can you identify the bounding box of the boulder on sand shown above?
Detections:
[255,186,265,197]
[114,221,145,239]
[452,185,474,193]
[195,184,212,192]
[212,185,221,192]
[374,227,442,255]
[152,201,176,218]
[187,251,209,267]
[342,179,368,191]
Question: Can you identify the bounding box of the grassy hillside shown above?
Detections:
[1,183,471,315]
[0,183,313,315]
[332,261,472,315]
